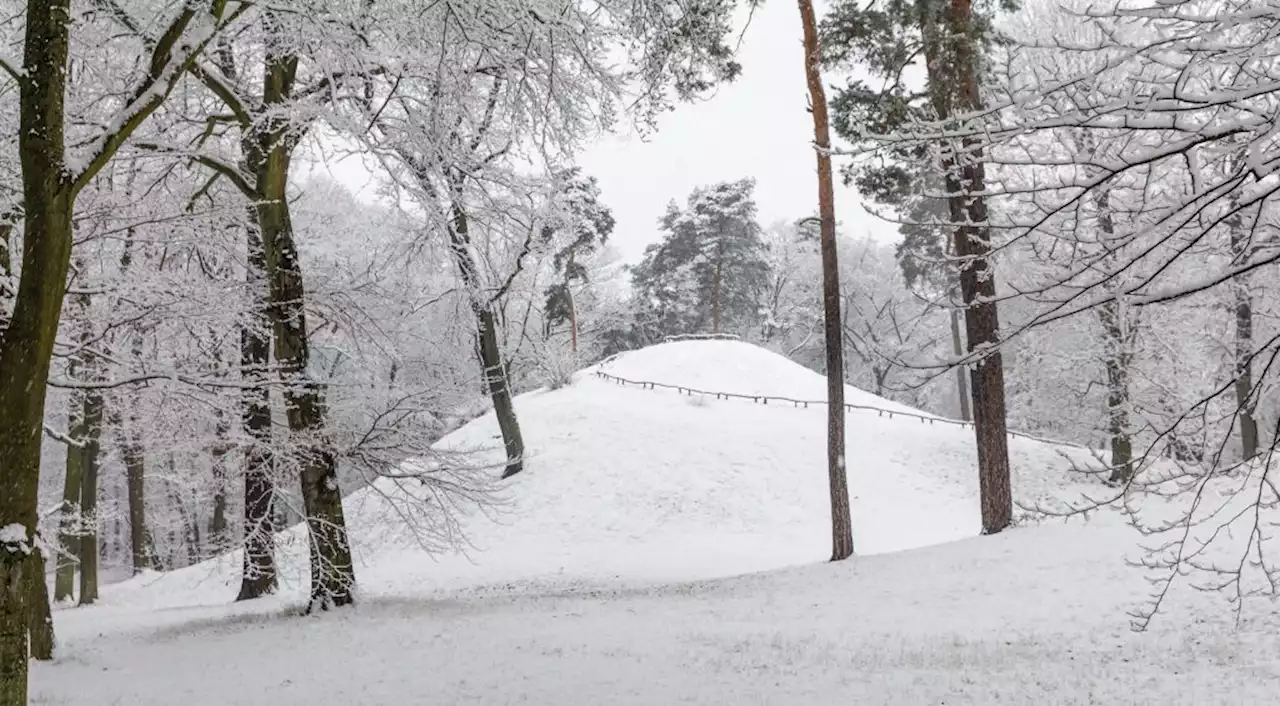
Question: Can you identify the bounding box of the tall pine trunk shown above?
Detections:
[252,48,354,609]
[920,0,1012,534]
[0,3,74,700]
[798,0,852,561]
[237,223,278,601]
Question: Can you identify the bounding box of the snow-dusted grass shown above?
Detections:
[36,340,1271,704]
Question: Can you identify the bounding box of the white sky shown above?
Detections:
[311,0,896,264]
[577,1,893,262]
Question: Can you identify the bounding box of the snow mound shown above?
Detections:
[603,339,929,415]
[99,339,1097,611]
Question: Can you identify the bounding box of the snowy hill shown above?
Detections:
[98,339,1095,611]
[41,341,1280,706]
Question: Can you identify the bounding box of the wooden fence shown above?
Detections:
[591,369,1092,451]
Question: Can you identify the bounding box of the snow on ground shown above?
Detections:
[35,523,1280,705]
[39,339,1263,705]
[90,340,1098,611]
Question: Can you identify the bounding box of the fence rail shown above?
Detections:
[591,369,1092,451]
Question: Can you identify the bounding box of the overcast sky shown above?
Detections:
[309,1,894,264]
[577,1,892,263]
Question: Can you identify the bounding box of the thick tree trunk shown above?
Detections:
[949,307,972,422]
[1,4,74,701]
[252,53,354,608]
[54,392,86,602]
[799,0,852,561]
[26,550,52,661]
[920,0,1012,534]
[238,223,278,601]
[77,387,104,606]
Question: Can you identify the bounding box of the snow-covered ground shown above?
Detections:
[32,341,1280,704]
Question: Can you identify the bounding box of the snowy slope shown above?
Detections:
[45,340,1267,706]
[96,340,1097,611]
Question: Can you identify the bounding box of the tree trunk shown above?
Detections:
[209,410,230,553]
[77,386,104,606]
[479,308,525,477]
[1,5,73,700]
[122,436,152,574]
[798,0,852,561]
[26,549,53,661]
[444,195,526,479]
[568,284,579,355]
[1099,299,1134,484]
[949,307,972,421]
[711,239,724,334]
[54,391,86,603]
[253,51,354,609]
[1094,184,1135,484]
[1229,208,1259,460]
[238,222,278,601]
[922,0,1012,534]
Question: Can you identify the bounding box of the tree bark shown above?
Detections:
[798,0,853,561]
[445,196,526,479]
[77,385,105,606]
[711,238,724,334]
[0,1,73,698]
[237,222,278,601]
[921,0,1012,534]
[122,436,152,574]
[253,48,354,609]
[1093,185,1136,484]
[949,307,972,422]
[54,391,86,603]
[568,283,579,355]
[479,308,526,478]
[209,409,231,553]
[26,550,53,661]
[1099,299,1134,483]
[1229,207,1259,460]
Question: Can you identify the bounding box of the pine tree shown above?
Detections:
[797,0,852,561]
[823,0,1014,533]
[632,179,771,338]
[542,168,616,354]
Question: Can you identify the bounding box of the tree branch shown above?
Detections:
[71,0,249,197]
